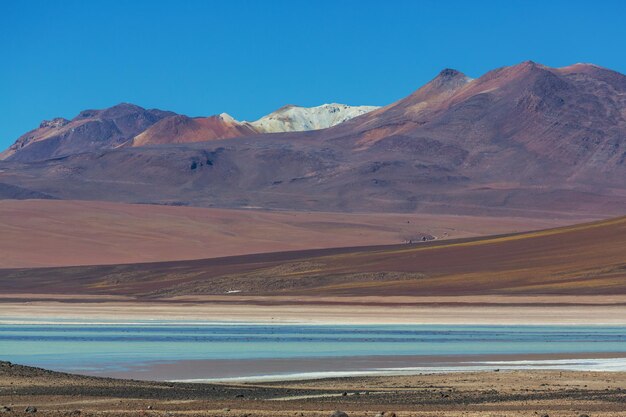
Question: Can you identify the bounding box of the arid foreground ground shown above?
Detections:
[1,361,625,417]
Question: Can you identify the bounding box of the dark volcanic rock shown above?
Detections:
[0,183,56,200]
[39,118,69,129]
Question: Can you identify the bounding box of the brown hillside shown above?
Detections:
[1,216,624,297]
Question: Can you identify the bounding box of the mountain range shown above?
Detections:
[1,61,625,217]
[1,103,378,161]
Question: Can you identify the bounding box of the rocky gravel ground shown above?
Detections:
[2,361,626,416]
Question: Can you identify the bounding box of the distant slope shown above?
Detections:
[0,199,567,268]
[130,114,258,146]
[0,104,174,162]
[1,215,624,297]
[327,61,626,185]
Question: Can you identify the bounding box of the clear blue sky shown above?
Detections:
[2,0,626,147]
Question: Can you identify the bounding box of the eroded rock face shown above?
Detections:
[39,118,69,129]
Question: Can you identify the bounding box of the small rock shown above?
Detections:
[147,405,152,410]
[222,408,230,412]
[25,406,37,413]
[330,411,349,417]
[235,394,245,398]
[1,406,11,413]
[341,392,348,396]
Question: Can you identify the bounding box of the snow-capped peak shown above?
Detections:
[249,103,379,133]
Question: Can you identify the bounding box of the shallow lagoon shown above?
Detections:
[1,320,626,380]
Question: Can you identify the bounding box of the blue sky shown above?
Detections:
[2,0,626,148]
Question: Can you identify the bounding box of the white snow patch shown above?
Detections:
[248,103,379,133]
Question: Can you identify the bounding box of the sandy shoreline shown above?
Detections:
[3,296,626,325]
[84,352,626,382]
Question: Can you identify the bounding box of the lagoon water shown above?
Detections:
[1,320,626,380]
